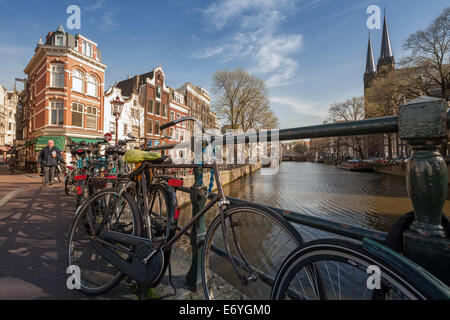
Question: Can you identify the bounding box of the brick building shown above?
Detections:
[21,24,107,159]
[115,66,213,148]
[177,82,218,134]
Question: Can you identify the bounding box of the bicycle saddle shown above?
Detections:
[124,149,163,164]
[71,145,91,155]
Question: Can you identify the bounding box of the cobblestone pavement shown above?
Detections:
[0,167,199,300]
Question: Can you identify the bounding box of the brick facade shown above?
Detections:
[22,25,106,159]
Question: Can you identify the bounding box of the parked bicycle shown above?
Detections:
[67,117,303,299]
[270,232,450,300]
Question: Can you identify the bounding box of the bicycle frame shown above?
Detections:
[96,160,257,286]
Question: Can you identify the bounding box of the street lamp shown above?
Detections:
[110,96,125,145]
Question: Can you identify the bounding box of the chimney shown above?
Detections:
[45,32,53,42]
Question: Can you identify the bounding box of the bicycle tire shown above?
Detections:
[270,238,444,300]
[67,188,142,296]
[201,202,304,300]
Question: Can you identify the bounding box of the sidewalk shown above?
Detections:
[0,169,200,300]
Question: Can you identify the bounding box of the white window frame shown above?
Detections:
[72,103,84,128]
[86,106,97,130]
[72,69,85,93]
[56,35,64,46]
[51,64,65,88]
[86,74,98,97]
[50,100,64,126]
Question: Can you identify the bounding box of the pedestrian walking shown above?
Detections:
[38,140,65,186]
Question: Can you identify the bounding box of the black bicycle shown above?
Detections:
[270,238,450,300]
[67,117,304,299]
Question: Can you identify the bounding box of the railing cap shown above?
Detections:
[399,96,447,140]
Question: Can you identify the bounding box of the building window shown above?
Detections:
[50,100,64,126]
[155,120,160,135]
[131,108,139,118]
[56,35,64,46]
[170,111,175,122]
[110,122,116,135]
[82,41,92,57]
[72,69,84,93]
[123,124,128,135]
[51,64,65,88]
[147,119,153,134]
[86,106,97,129]
[87,75,98,97]
[162,104,167,117]
[156,87,161,99]
[72,103,84,128]
[155,102,161,116]
[177,113,181,121]
[148,99,154,113]
[132,125,139,137]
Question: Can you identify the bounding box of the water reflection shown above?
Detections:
[180,162,450,233]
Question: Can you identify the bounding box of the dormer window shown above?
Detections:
[82,41,93,57]
[56,35,64,46]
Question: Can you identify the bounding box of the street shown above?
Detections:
[0,166,134,299]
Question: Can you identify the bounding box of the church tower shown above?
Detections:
[363,34,376,91]
[376,12,395,73]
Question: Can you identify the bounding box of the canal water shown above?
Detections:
[176,162,450,298]
[180,161,450,235]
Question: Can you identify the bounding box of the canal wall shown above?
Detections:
[370,163,450,184]
[177,163,262,207]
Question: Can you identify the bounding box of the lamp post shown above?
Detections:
[110,96,125,145]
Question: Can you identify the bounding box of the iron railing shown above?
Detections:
[149,96,450,289]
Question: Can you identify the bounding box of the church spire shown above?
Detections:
[380,11,393,59]
[365,34,376,74]
[377,10,395,72]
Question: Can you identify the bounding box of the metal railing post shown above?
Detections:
[399,96,450,285]
[186,140,207,292]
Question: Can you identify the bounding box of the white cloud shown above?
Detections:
[100,11,119,32]
[194,0,304,87]
[271,96,328,118]
[85,0,106,12]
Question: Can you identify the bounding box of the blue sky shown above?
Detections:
[0,0,448,128]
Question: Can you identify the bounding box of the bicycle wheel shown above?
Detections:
[270,239,432,300]
[65,175,76,195]
[145,183,177,288]
[202,203,304,300]
[67,188,142,295]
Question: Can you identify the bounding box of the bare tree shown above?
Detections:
[328,97,365,159]
[401,6,450,100]
[365,73,407,159]
[212,68,279,130]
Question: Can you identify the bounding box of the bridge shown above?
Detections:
[149,95,450,291]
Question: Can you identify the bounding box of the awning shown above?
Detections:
[35,136,66,151]
[69,137,105,144]
[0,146,10,152]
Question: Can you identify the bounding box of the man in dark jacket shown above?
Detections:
[38,140,64,186]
